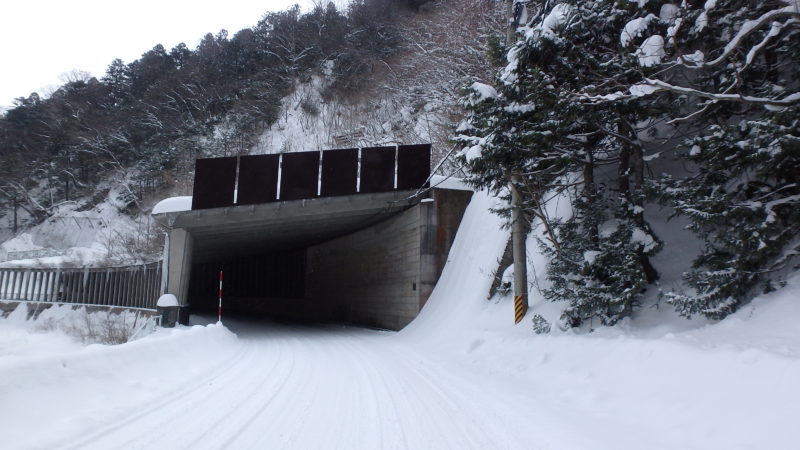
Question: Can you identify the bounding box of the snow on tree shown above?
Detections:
[457,0,799,326]
[456,0,665,328]
[606,0,799,319]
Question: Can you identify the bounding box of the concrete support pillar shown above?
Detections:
[166,228,193,323]
[419,198,438,310]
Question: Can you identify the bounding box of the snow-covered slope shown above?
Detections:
[0,183,158,268]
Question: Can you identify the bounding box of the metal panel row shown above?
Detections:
[0,262,163,310]
[191,144,431,210]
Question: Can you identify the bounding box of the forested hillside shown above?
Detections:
[0,0,495,231]
[1,0,797,329]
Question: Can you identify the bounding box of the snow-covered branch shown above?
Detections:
[683,3,800,70]
[641,78,800,107]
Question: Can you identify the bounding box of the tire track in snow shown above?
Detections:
[344,334,411,449]
[221,333,317,449]
[58,338,254,450]
[266,329,371,450]
[358,335,531,449]
[403,345,552,449]
[355,336,462,449]
[56,319,548,450]
[181,334,298,449]
[281,331,362,450]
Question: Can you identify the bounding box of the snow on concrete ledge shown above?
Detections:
[152,196,192,214]
[431,175,472,191]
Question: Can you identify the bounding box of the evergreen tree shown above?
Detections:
[456,1,664,328]
[609,0,800,319]
[659,112,799,319]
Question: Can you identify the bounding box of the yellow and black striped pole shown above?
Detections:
[514,295,527,324]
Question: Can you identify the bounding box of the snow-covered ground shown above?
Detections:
[1,192,798,449]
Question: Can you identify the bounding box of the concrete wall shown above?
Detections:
[166,228,193,306]
[306,203,426,330]
[305,189,472,330]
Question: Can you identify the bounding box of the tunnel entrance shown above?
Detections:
[174,188,471,330]
[153,146,472,330]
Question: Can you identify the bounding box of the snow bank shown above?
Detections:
[403,188,800,449]
[0,311,237,448]
[401,190,509,340]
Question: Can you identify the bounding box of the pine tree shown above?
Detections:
[456,1,665,328]
[616,0,800,319]
[659,112,800,319]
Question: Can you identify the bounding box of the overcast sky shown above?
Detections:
[0,0,323,110]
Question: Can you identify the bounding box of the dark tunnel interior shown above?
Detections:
[188,250,312,319]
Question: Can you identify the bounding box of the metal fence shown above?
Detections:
[0,262,163,310]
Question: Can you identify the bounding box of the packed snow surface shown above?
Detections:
[1,192,799,449]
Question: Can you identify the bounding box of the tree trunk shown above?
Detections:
[618,120,659,283]
[584,148,599,246]
[13,197,18,234]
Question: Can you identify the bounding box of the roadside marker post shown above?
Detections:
[514,295,527,324]
[218,270,223,323]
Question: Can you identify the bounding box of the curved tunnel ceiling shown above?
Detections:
[153,190,421,264]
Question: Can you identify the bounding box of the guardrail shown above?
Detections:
[0,262,163,310]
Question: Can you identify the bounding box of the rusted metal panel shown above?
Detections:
[359,146,396,193]
[191,157,237,210]
[237,154,280,205]
[397,144,431,190]
[320,148,358,197]
[280,151,321,201]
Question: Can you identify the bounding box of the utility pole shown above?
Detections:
[511,175,528,324]
[506,1,529,324]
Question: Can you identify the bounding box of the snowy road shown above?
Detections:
[54,318,540,450]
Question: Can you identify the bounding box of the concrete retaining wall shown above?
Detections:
[306,204,426,330]
[305,189,472,330]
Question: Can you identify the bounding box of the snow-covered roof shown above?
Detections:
[152,196,193,215]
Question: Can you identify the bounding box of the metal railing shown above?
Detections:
[0,262,163,310]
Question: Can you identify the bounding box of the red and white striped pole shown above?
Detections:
[218,270,223,323]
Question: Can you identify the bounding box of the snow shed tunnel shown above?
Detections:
[152,146,472,330]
